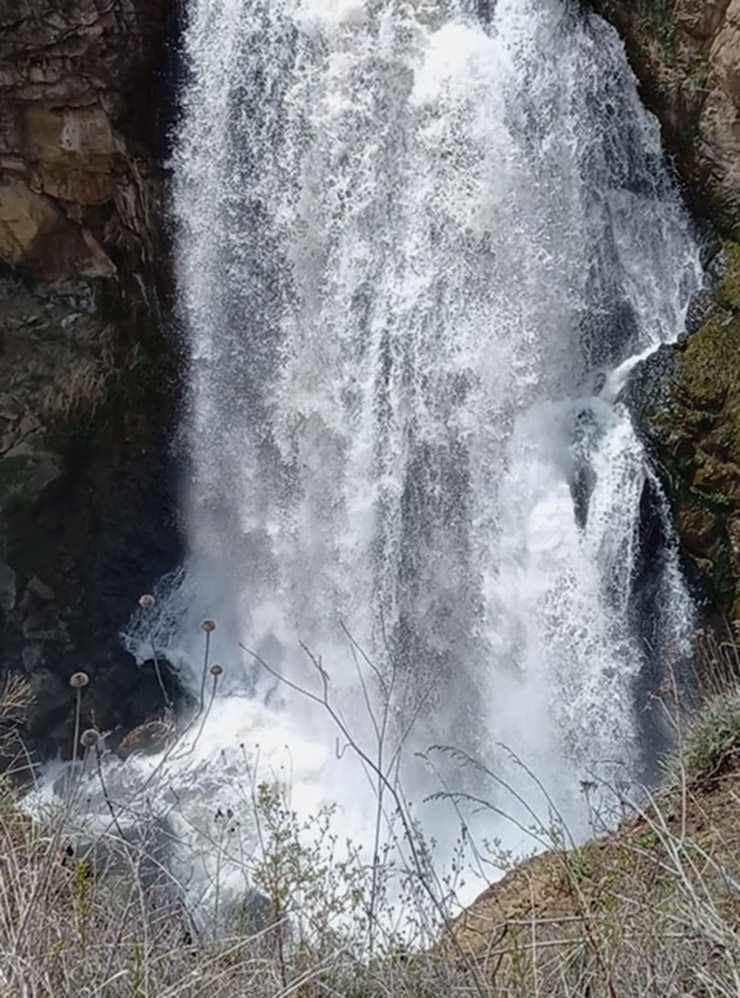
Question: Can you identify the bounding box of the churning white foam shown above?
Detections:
[37,0,704,924]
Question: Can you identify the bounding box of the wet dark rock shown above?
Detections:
[27,669,71,740]
[708,245,729,283]
[22,607,63,642]
[593,370,607,395]
[618,343,680,446]
[0,562,16,613]
[570,406,602,529]
[21,642,47,674]
[685,288,717,339]
[621,241,740,625]
[27,577,55,603]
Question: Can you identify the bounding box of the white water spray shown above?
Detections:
[58,0,706,918]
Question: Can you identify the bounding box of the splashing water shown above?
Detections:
[52,0,706,918]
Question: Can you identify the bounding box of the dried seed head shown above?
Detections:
[201,619,216,633]
[138,594,156,610]
[80,729,100,749]
[69,672,89,689]
[210,664,223,678]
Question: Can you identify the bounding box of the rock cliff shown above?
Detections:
[591,0,740,239]
[0,0,170,283]
[623,242,740,623]
[0,0,184,766]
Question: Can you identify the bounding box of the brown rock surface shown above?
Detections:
[592,0,740,238]
[0,0,170,281]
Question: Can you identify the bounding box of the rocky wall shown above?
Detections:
[591,0,740,240]
[0,0,185,767]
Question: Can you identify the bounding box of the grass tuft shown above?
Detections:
[682,689,740,778]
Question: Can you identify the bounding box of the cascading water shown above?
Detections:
[49,0,705,920]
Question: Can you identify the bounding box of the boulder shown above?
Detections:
[22,606,62,642]
[27,576,54,602]
[116,715,176,760]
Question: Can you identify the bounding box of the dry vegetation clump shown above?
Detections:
[1,638,740,996]
[448,680,740,997]
[38,326,141,423]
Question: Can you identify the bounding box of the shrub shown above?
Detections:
[682,689,740,779]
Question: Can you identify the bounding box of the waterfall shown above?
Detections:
[117,0,701,911]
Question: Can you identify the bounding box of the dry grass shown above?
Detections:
[1,662,740,996]
[0,675,34,774]
[449,755,740,996]
[2,746,740,997]
[35,322,144,424]
[39,355,113,422]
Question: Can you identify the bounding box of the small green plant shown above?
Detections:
[250,779,394,957]
[682,689,740,777]
[565,846,594,886]
[639,0,677,61]
[636,829,659,850]
[718,241,740,310]
[677,121,700,147]
[686,56,710,95]
[71,857,94,951]
[71,858,94,917]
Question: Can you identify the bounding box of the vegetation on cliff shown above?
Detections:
[625,242,740,620]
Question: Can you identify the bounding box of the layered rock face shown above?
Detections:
[0,0,169,282]
[0,0,183,765]
[0,0,738,764]
[592,0,740,239]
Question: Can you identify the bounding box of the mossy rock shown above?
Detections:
[717,242,740,311]
[673,245,740,467]
[622,242,740,618]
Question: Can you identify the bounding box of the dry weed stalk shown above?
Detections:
[0,618,739,997]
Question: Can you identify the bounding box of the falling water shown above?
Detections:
[112,0,703,913]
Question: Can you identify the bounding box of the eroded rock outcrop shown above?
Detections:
[0,0,170,281]
[592,0,740,239]
[0,0,184,766]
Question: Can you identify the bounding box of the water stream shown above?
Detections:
[53,0,705,920]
